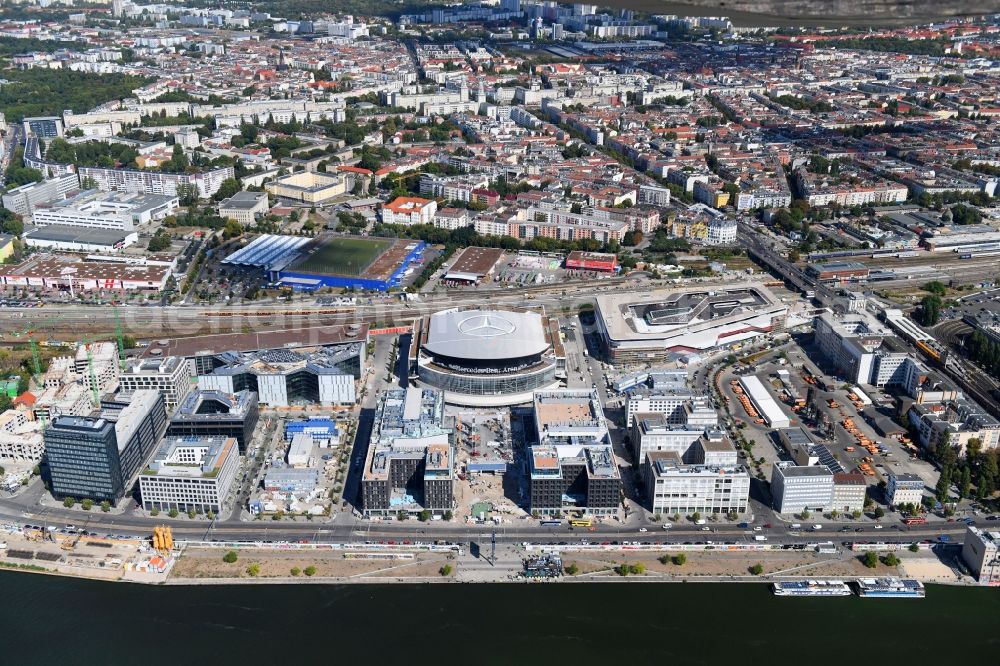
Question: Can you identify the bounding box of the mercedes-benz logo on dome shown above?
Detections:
[457,313,517,338]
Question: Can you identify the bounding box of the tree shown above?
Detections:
[304,565,317,577]
[150,507,160,516]
[852,509,862,519]
[863,551,879,568]
[443,510,453,521]
[883,553,901,567]
[81,498,93,511]
[658,554,671,565]
[171,143,189,172]
[918,295,942,327]
[223,550,239,563]
[935,466,952,502]
[873,506,885,519]
[246,563,261,577]
[418,510,431,522]
[63,496,76,508]
[672,554,687,566]
[439,564,453,576]
[908,543,920,553]
[168,508,179,518]
[213,177,241,202]
[800,509,811,520]
[564,563,579,575]
[959,466,972,499]
[691,512,701,523]
[749,563,764,575]
[222,219,243,240]
[923,281,947,296]
[147,229,172,252]
[0,208,25,237]
[100,500,111,513]
[290,567,301,576]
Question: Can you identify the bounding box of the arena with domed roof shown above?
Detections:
[409,307,565,406]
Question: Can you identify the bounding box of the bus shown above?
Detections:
[569,519,593,528]
[903,517,927,526]
[539,520,562,527]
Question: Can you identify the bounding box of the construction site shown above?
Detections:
[0,523,178,583]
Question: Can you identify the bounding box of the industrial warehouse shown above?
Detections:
[0,254,171,291]
[409,307,565,406]
[594,283,788,365]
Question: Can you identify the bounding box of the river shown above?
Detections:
[3,572,999,664]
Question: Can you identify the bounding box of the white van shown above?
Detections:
[791,523,801,529]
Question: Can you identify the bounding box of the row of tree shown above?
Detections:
[966,330,1000,381]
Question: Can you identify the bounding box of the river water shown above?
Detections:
[3,572,999,664]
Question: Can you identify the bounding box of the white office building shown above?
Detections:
[643,431,749,515]
[118,356,193,411]
[886,473,924,507]
[138,436,240,514]
[32,191,179,232]
[771,462,835,514]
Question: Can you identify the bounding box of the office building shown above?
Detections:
[643,429,749,515]
[625,391,715,428]
[961,526,1000,585]
[630,412,717,463]
[812,311,918,388]
[32,190,178,232]
[197,344,362,407]
[44,390,167,502]
[886,472,924,507]
[908,398,1000,455]
[166,390,259,452]
[770,462,835,514]
[119,356,193,411]
[218,191,269,225]
[528,390,621,516]
[361,387,455,516]
[832,473,867,513]
[138,436,240,514]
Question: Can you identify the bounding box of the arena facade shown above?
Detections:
[409,307,565,406]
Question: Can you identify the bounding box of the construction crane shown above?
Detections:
[8,313,72,387]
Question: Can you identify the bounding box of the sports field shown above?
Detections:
[293,236,391,276]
